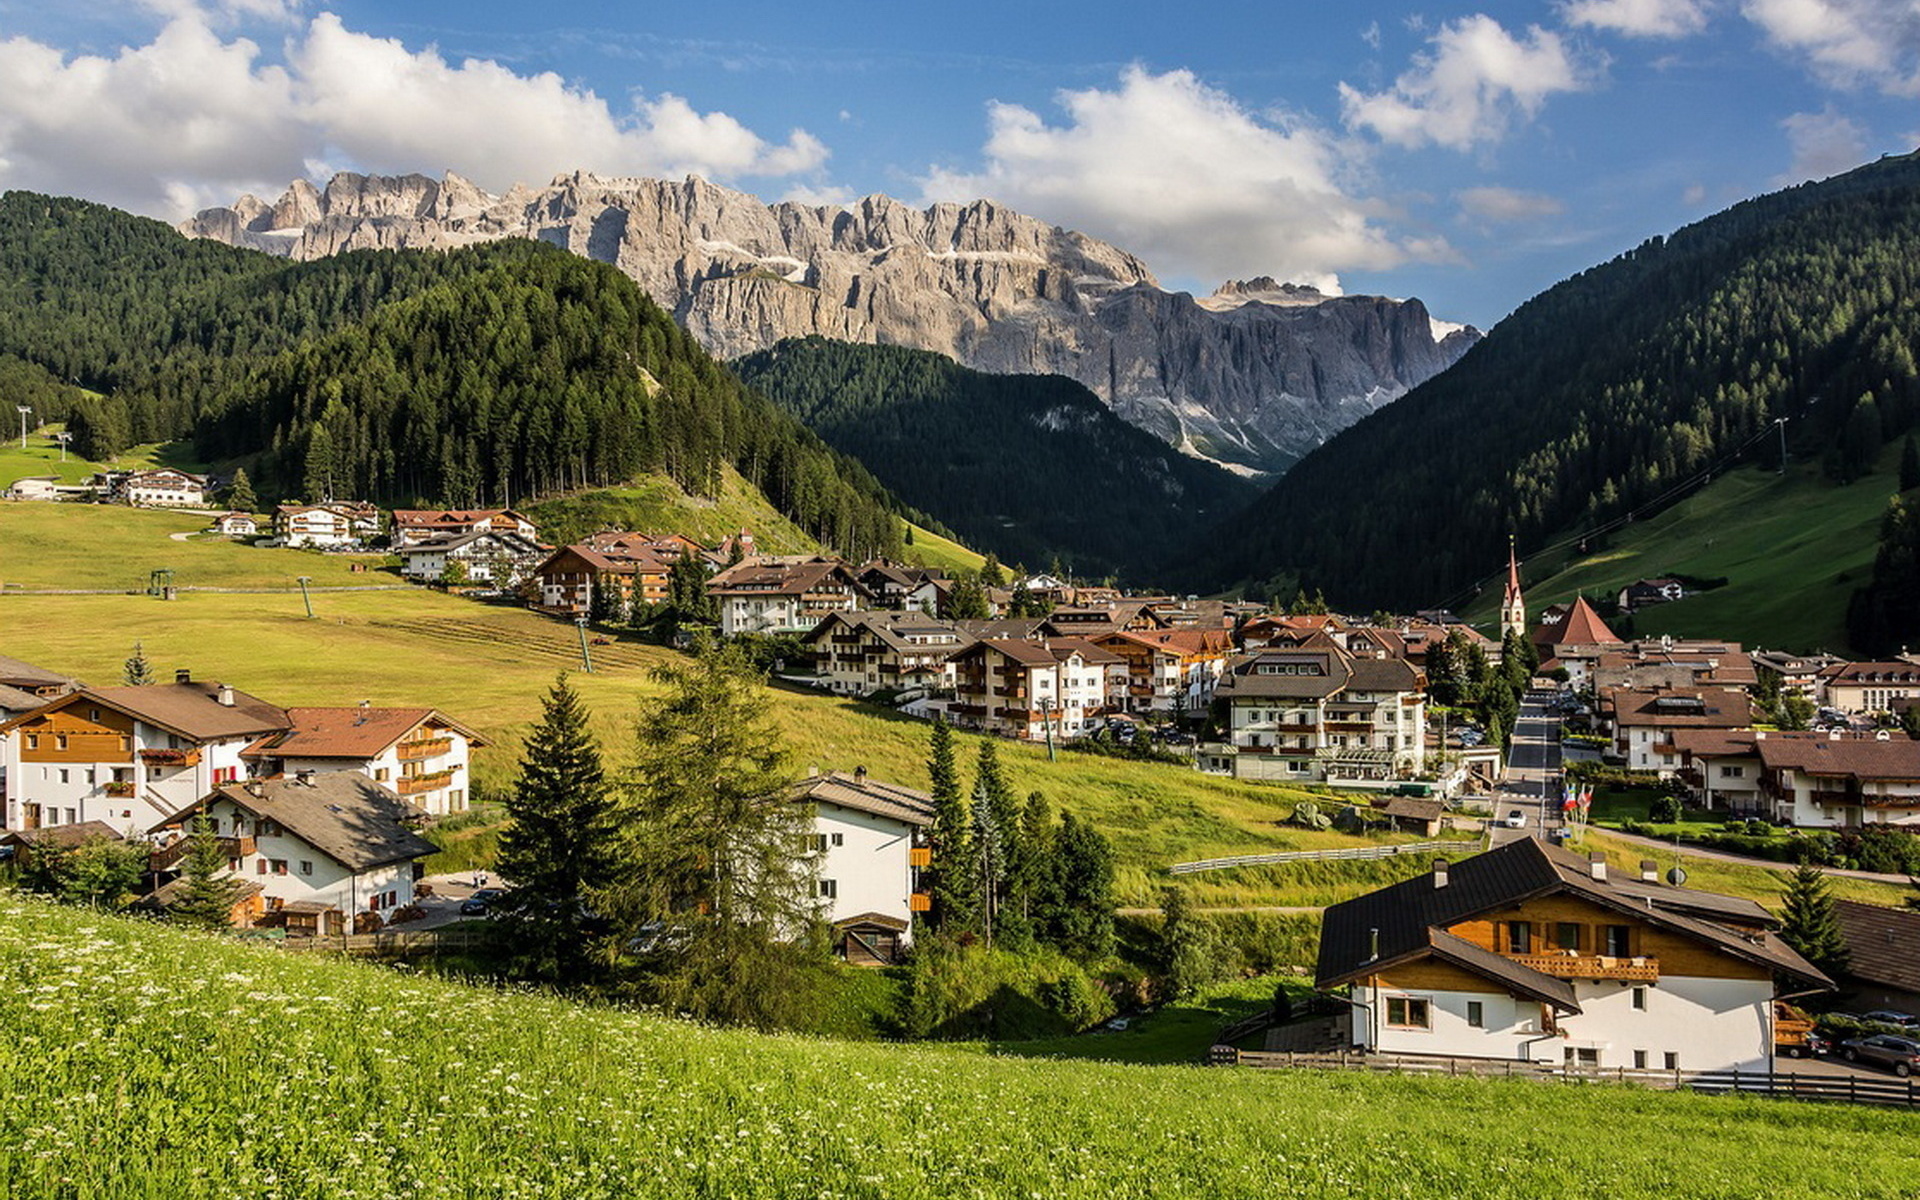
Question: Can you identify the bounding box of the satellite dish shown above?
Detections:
[1666,866,1688,886]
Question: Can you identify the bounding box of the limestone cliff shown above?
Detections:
[183,170,1478,473]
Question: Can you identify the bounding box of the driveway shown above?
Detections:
[390,872,501,931]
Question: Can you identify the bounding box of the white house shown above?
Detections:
[123,469,209,508]
[9,476,61,501]
[238,705,486,817]
[395,529,548,588]
[1317,839,1831,1073]
[944,637,1125,742]
[212,511,259,537]
[1601,686,1753,775]
[1818,661,1920,716]
[1199,640,1428,785]
[148,772,438,936]
[390,508,538,547]
[793,770,932,964]
[804,611,969,696]
[707,556,870,637]
[1092,628,1233,715]
[1754,730,1920,828]
[274,502,381,548]
[1670,729,1766,814]
[0,674,290,833]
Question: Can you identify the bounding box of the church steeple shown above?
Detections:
[1500,536,1526,641]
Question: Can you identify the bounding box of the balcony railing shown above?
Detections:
[1508,952,1660,981]
[397,769,457,796]
[104,781,136,798]
[150,835,254,871]
[139,748,201,767]
[396,737,454,762]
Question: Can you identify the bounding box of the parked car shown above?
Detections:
[459,887,507,916]
[1862,1009,1920,1029]
[1503,809,1528,829]
[1840,1034,1920,1076]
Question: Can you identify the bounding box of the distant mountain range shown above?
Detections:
[183,171,1479,475]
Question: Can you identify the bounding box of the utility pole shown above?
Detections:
[16,405,30,450]
[575,615,595,673]
[1774,416,1789,475]
[54,431,71,462]
[296,576,314,619]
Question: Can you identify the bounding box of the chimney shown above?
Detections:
[175,668,191,684]
[245,778,266,798]
[1432,859,1450,889]
[295,769,315,787]
[217,684,234,707]
[854,765,868,782]
[1367,927,1380,962]
[1588,851,1608,882]
[1639,859,1659,883]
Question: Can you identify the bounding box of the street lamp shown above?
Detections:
[16,405,30,450]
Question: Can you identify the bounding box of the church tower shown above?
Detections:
[1500,537,1526,641]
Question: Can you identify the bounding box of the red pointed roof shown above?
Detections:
[1503,540,1522,605]
[1554,595,1621,646]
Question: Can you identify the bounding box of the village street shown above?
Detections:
[1489,691,1563,846]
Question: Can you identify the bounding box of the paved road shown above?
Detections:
[1489,690,1563,846]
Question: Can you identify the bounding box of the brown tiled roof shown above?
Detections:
[0,682,288,742]
[241,707,485,761]
[392,508,530,529]
[1821,661,1920,686]
[1834,900,1920,995]
[1102,629,1234,657]
[707,556,863,597]
[1670,729,1759,758]
[1606,686,1753,729]
[1045,637,1125,666]
[1552,595,1622,646]
[153,773,438,871]
[957,638,1062,668]
[1753,733,1920,782]
[0,654,78,693]
[0,821,125,849]
[794,771,935,827]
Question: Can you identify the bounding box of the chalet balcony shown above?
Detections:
[396,737,454,762]
[150,835,254,871]
[139,748,201,768]
[397,769,458,796]
[1508,951,1660,982]
[1325,721,1375,734]
[1809,788,1854,807]
[103,781,136,798]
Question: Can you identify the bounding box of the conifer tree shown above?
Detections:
[1011,790,1055,942]
[1051,811,1115,960]
[971,741,1024,946]
[226,467,256,512]
[1902,434,1920,492]
[171,813,244,930]
[978,553,1006,589]
[945,574,990,620]
[925,717,976,932]
[122,642,155,687]
[496,672,622,982]
[619,639,825,1028]
[1780,863,1849,978]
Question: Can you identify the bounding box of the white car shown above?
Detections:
[1503,809,1528,829]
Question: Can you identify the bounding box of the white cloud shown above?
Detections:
[1362,21,1383,50]
[135,0,306,24]
[1562,0,1711,38]
[1682,181,1708,203]
[919,66,1454,292]
[1742,0,1920,95]
[0,12,830,218]
[1457,185,1566,221]
[1777,106,1869,182]
[1340,15,1598,150]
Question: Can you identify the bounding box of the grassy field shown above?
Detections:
[522,467,825,554]
[1574,828,1915,907]
[901,520,986,575]
[2,894,1915,1199]
[0,428,202,490]
[1464,452,1902,652]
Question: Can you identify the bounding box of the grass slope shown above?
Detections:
[3,894,1915,1199]
[900,520,985,576]
[0,429,203,490]
[1463,453,1901,651]
[522,466,826,555]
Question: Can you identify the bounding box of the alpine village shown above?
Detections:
[5,8,1920,1198]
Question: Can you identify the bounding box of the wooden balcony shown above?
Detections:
[104,781,136,798]
[139,747,201,767]
[1509,952,1659,981]
[397,769,457,796]
[150,835,253,871]
[397,737,453,762]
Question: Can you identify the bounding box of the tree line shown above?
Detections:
[0,192,905,562]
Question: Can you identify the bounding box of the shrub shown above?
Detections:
[899,939,1115,1040]
[1650,796,1683,823]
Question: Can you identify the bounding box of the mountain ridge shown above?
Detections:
[182,170,1480,474]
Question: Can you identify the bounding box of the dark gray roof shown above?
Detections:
[153,772,437,871]
[1835,900,1920,995]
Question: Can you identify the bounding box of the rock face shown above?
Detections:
[183,171,1480,474]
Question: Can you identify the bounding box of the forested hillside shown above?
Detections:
[1189,152,1920,630]
[735,337,1256,581]
[0,193,907,560]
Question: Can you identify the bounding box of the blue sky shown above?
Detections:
[1,0,1916,327]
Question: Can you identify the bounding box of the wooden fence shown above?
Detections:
[1170,840,1483,875]
[278,926,489,956]
[1209,1047,1920,1109]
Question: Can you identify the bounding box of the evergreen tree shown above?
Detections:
[171,813,245,929]
[925,717,976,932]
[667,554,718,627]
[619,639,826,1029]
[225,466,256,512]
[945,574,990,620]
[1779,863,1850,978]
[1015,790,1056,941]
[122,642,155,687]
[969,741,1023,946]
[978,554,1006,589]
[1902,434,1920,492]
[1500,627,1535,693]
[1159,884,1224,999]
[1050,811,1115,960]
[495,672,622,983]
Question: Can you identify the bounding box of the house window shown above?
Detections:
[818,879,838,900]
[1664,1052,1680,1070]
[271,859,288,875]
[1564,1047,1599,1067]
[299,861,313,876]
[1634,1050,1648,1070]
[58,769,70,784]
[1385,997,1431,1029]
[1603,925,1633,956]
[831,832,844,847]
[1507,921,1533,954]
[25,734,38,750]
[89,709,101,722]
[1467,1001,1484,1028]
[1555,922,1582,952]
[1631,987,1647,1011]
[256,860,267,875]
[374,768,390,782]
[1722,766,1744,778]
